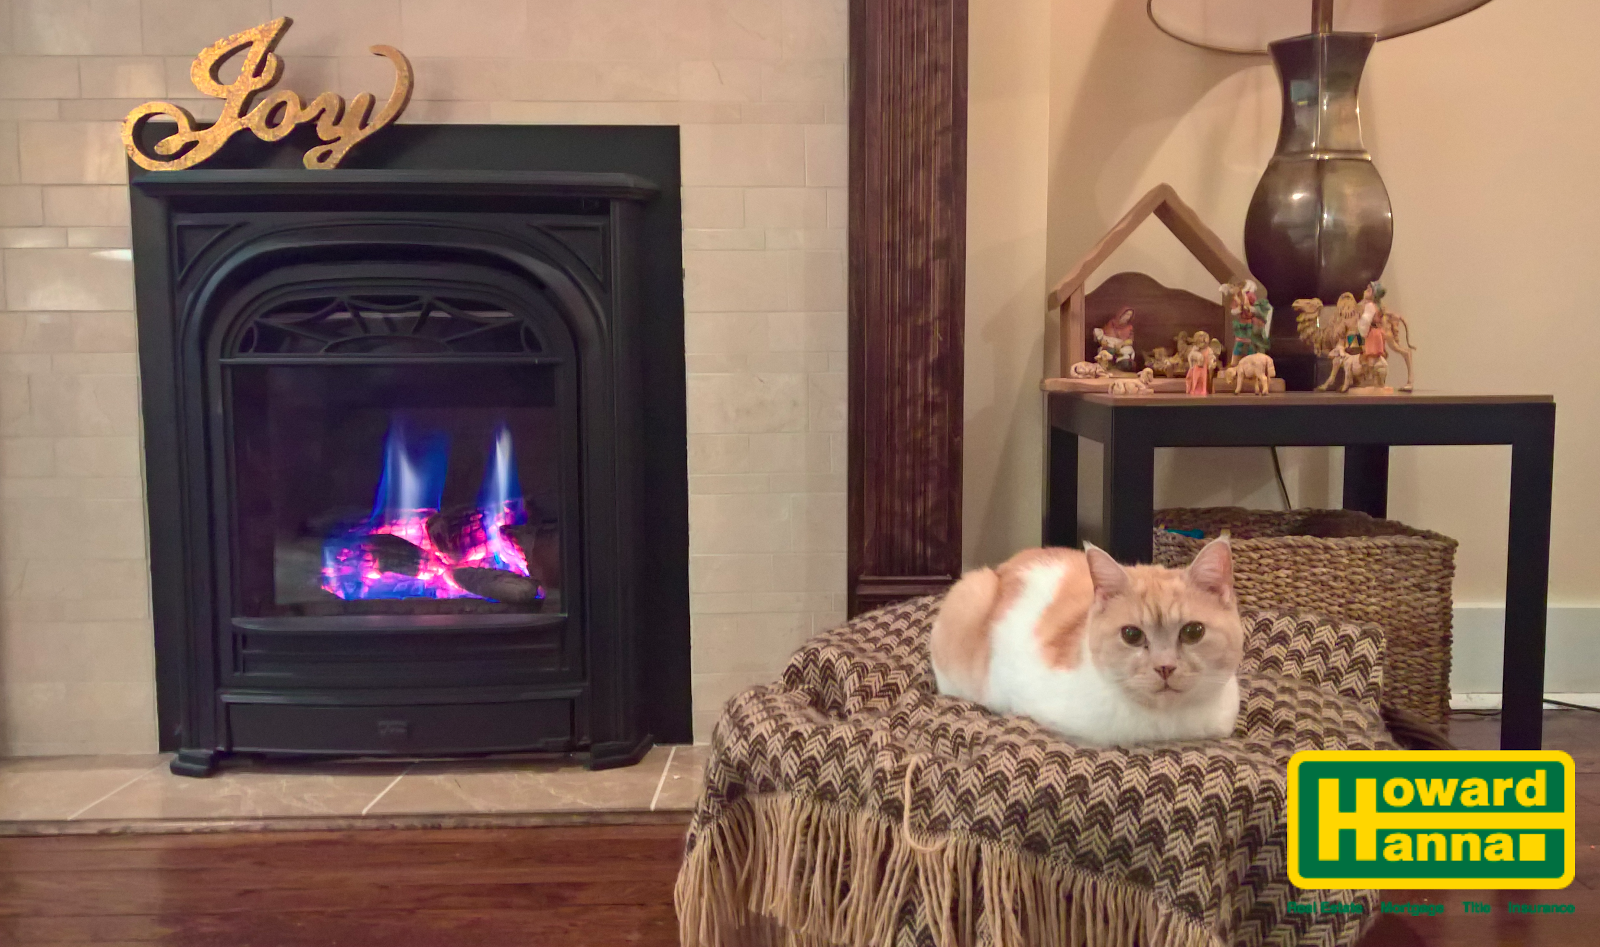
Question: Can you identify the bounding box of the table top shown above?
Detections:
[1048,390,1553,408]
[1046,389,1556,446]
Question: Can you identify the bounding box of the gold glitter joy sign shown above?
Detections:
[121,17,413,171]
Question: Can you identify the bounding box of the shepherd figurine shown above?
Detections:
[1222,280,1272,365]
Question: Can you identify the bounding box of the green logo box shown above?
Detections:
[1288,751,1575,889]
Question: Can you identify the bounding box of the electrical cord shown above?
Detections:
[1270,447,1292,509]
[1541,697,1600,713]
[1450,700,1600,716]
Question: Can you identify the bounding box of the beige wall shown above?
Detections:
[966,0,1600,621]
[963,0,1051,570]
[0,0,847,753]
[5,0,1591,751]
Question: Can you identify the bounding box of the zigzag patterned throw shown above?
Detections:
[676,598,1398,947]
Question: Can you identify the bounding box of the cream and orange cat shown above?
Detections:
[930,540,1243,747]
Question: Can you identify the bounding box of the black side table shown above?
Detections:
[1044,391,1556,750]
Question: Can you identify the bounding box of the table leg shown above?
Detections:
[1342,445,1389,518]
[1500,417,1556,750]
[1043,428,1081,550]
[1045,426,1078,548]
[1103,434,1155,563]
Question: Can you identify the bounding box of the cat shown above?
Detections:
[929,539,1244,747]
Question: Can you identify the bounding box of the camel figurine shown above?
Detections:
[1364,355,1390,390]
[1292,298,1330,347]
[1294,296,1358,355]
[1295,294,1416,392]
[1319,349,1390,392]
[1378,309,1417,391]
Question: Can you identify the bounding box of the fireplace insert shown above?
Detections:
[130,126,690,775]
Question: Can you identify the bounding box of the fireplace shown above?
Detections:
[130,126,690,776]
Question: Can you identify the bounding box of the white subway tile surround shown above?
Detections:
[0,0,848,752]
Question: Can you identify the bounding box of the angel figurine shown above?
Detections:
[1184,330,1216,395]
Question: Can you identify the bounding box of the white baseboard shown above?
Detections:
[1450,693,1600,711]
[1447,605,1600,700]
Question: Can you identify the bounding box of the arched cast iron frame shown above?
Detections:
[130,163,686,775]
[203,261,587,670]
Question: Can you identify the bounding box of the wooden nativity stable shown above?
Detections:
[1045,183,1284,394]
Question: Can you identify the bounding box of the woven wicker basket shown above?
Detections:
[1153,507,1458,728]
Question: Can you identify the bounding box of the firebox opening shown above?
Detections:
[320,421,550,605]
[229,361,570,620]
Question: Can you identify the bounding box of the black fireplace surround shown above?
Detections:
[130,126,691,775]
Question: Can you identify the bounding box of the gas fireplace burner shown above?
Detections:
[131,125,690,776]
[319,422,553,607]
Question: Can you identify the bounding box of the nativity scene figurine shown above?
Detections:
[1221,280,1272,365]
[1294,282,1416,393]
[1046,184,1285,396]
[1093,307,1139,374]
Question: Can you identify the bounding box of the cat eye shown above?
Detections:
[1179,622,1206,644]
[1120,625,1144,646]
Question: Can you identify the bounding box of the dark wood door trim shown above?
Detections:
[847,0,969,616]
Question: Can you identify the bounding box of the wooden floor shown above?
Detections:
[3,711,1595,946]
[1358,892,1592,947]
[7,821,1592,947]
[0,822,688,946]
[1352,710,1600,947]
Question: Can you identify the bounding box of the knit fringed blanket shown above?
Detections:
[676,597,1400,947]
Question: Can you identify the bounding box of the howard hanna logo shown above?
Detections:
[1288,751,1575,889]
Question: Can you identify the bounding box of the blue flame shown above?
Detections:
[474,423,528,574]
[320,420,535,602]
[478,423,524,512]
[371,421,448,523]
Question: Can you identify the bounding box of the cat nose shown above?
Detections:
[1155,665,1176,680]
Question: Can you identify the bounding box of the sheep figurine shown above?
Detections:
[1232,352,1276,395]
[1107,368,1157,396]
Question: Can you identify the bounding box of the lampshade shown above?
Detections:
[1148,0,1494,54]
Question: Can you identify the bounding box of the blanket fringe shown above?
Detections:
[676,794,1228,947]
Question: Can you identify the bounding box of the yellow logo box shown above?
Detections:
[1287,751,1576,890]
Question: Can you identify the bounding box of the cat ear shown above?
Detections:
[1186,538,1236,605]
[1082,543,1129,600]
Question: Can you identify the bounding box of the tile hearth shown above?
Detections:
[0,746,708,832]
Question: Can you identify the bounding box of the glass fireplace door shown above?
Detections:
[227,361,571,619]
[218,289,578,626]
